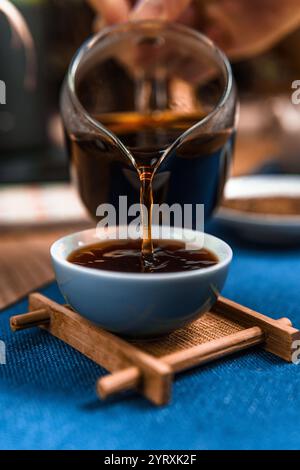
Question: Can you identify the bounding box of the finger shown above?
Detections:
[87,0,131,24]
[201,0,300,60]
[130,0,192,21]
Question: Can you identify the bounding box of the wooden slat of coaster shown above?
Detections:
[214,296,300,361]
[133,312,243,357]
[28,293,172,405]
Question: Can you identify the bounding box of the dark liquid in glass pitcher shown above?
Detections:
[67,111,233,222]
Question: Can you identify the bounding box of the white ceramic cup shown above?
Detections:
[51,226,232,338]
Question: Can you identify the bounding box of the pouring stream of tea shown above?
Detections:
[135,73,169,268]
[139,168,154,266]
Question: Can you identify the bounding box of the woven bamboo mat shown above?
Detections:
[0,225,90,310]
[134,311,244,357]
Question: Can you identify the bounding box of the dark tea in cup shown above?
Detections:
[68,238,218,274]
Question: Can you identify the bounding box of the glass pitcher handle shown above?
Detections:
[0,0,36,89]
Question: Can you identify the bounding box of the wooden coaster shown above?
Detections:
[10,293,300,406]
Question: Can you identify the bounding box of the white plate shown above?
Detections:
[215,175,300,244]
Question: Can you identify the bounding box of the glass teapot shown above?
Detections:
[61,21,237,226]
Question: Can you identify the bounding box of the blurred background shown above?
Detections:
[0,0,94,184]
[1,1,300,186]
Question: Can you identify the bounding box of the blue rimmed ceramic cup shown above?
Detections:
[51,226,232,338]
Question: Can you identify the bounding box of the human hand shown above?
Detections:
[88,0,300,60]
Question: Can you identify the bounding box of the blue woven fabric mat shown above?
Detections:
[0,223,300,450]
